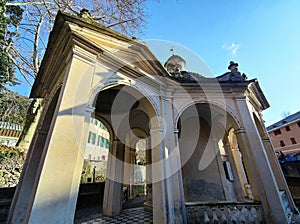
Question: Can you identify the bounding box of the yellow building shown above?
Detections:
[85,117,109,161]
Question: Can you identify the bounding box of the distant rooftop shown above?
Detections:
[0,122,23,131]
[267,110,300,131]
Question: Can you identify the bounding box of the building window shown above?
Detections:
[97,135,100,146]
[106,139,110,149]
[274,129,282,135]
[290,137,297,144]
[91,133,96,144]
[280,140,285,147]
[285,126,291,131]
[297,121,300,127]
[88,131,92,143]
[100,137,105,147]
[102,155,106,160]
[88,154,92,160]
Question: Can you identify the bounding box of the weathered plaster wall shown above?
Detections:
[180,118,225,201]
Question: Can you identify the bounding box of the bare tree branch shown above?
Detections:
[5,0,152,89]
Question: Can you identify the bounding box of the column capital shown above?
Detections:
[261,138,271,142]
[150,127,164,133]
[234,128,246,135]
[85,105,95,113]
[235,95,247,101]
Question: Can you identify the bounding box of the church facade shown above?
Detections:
[8,12,297,223]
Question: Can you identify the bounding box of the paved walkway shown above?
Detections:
[75,207,153,224]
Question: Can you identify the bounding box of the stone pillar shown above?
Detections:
[161,95,187,224]
[235,96,290,223]
[102,140,125,216]
[123,145,135,199]
[223,142,245,200]
[211,138,237,201]
[150,126,168,224]
[8,56,96,224]
[8,96,52,224]
[145,138,152,203]
[262,137,297,211]
[230,141,249,196]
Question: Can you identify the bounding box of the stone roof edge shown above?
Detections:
[31,11,168,97]
[56,11,168,76]
[247,79,270,110]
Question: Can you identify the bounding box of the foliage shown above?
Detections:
[0,0,23,90]
[133,185,145,197]
[0,90,31,125]
[0,145,26,188]
[0,144,25,163]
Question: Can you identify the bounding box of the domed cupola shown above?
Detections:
[164,55,186,74]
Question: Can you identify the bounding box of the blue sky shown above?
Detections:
[143,0,300,126]
[12,0,300,126]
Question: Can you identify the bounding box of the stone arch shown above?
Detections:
[89,80,160,120]
[175,100,243,132]
[90,84,159,217]
[177,102,256,203]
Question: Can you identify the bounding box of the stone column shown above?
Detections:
[102,140,125,216]
[229,140,249,197]
[223,142,245,200]
[8,55,96,224]
[211,137,237,201]
[235,96,289,223]
[7,96,51,224]
[262,137,297,211]
[145,138,152,203]
[150,126,168,224]
[161,95,187,224]
[123,145,135,199]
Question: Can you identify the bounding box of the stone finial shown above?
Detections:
[228,61,238,72]
[78,9,93,20]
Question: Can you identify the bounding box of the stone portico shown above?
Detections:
[8,12,297,223]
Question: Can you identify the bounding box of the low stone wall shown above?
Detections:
[0,145,26,188]
[185,201,263,223]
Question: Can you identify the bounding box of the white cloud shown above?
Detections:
[222,42,240,56]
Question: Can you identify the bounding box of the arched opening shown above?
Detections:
[123,132,148,208]
[75,117,111,216]
[74,84,156,218]
[178,103,255,203]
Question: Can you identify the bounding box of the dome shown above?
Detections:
[164,55,186,73]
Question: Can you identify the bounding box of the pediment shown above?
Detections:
[65,14,167,77]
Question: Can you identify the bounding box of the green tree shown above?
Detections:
[0,0,23,91]
[0,91,31,125]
